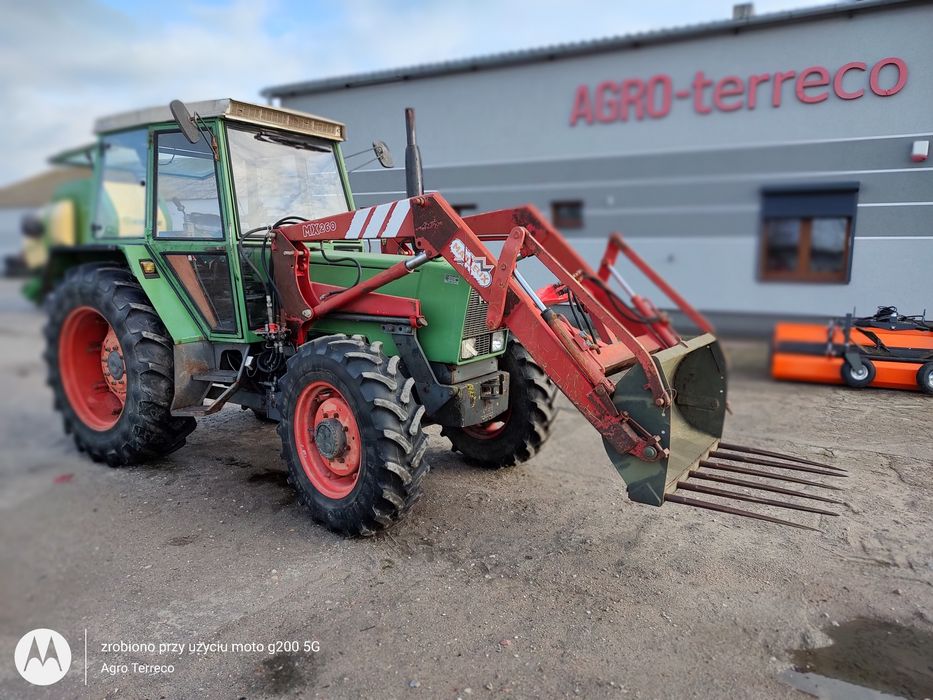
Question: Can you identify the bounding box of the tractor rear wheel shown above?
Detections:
[443,340,558,469]
[277,335,429,536]
[44,263,196,466]
[841,356,876,388]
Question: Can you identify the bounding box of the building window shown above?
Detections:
[452,204,477,216]
[758,183,859,283]
[551,200,583,229]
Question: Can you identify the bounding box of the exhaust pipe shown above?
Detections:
[404,107,424,198]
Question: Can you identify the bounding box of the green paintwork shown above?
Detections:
[52,178,95,238]
[307,250,505,365]
[21,177,96,304]
[120,245,204,343]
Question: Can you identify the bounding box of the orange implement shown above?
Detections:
[771,310,933,393]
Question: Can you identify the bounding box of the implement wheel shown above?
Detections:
[841,356,876,388]
[443,340,558,469]
[277,335,429,536]
[44,263,196,466]
[917,362,933,395]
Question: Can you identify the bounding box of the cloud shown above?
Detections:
[0,0,309,185]
[0,0,805,186]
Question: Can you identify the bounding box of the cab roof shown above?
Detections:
[93,98,346,142]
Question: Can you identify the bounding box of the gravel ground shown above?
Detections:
[1,279,931,699]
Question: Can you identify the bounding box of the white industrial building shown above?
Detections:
[263,0,932,331]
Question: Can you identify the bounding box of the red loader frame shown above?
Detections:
[269,193,713,467]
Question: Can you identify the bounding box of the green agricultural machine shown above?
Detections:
[23,98,846,535]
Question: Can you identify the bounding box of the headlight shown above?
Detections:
[490,331,506,353]
[460,338,478,359]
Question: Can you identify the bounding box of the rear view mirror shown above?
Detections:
[170,100,201,145]
[373,140,394,168]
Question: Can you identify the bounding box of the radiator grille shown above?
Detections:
[462,288,499,356]
[463,288,489,338]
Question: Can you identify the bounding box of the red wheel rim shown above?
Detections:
[462,408,511,440]
[58,306,127,431]
[293,380,362,499]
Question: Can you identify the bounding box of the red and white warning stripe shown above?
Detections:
[344,199,412,240]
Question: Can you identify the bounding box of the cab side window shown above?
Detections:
[155,131,223,239]
[94,129,148,238]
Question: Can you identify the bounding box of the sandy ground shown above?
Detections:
[1,278,931,699]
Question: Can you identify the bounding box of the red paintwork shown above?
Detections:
[59,306,126,431]
[521,231,672,406]
[485,227,527,331]
[463,206,601,279]
[462,408,511,440]
[600,233,714,337]
[101,326,127,404]
[536,284,566,306]
[293,380,362,499]
[465,207,694,347]
[273,192,717,465]
[310,282,422,326]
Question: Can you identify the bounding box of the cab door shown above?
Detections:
[147,125,243,339]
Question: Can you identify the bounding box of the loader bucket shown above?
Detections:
[603,333,727,506]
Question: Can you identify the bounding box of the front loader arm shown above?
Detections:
[598,232,714,337]
[274,193,669,464]
[273,193,849,528]
[463,205,686,348]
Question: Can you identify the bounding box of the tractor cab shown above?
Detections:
[84,99,354,341]
[35,98,513,439]
[26,99,351,311]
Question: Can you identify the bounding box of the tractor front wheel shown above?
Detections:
[277,335,429,536]
[44,263,196,466]
[443,340,558,469]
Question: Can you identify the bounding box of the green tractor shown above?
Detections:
[25,98,845,536]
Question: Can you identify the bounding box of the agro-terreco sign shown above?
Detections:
[569,57,907,125]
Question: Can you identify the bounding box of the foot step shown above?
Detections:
[193,370,239,384]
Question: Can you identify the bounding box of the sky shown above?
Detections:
[0,0,808,187]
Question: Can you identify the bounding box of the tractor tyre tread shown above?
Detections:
[277,334,430,536]
[44,262,196,466]
[442,340,558,469]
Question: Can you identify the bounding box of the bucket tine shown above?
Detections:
[688,472,845,505]
[709,451,847,477]
[665,493,819,531]
[699,460,844,490]
[687,471,845,506]
[675,481,839,516]
[717,442,844,472]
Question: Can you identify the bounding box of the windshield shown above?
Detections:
[227,125,349,234]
